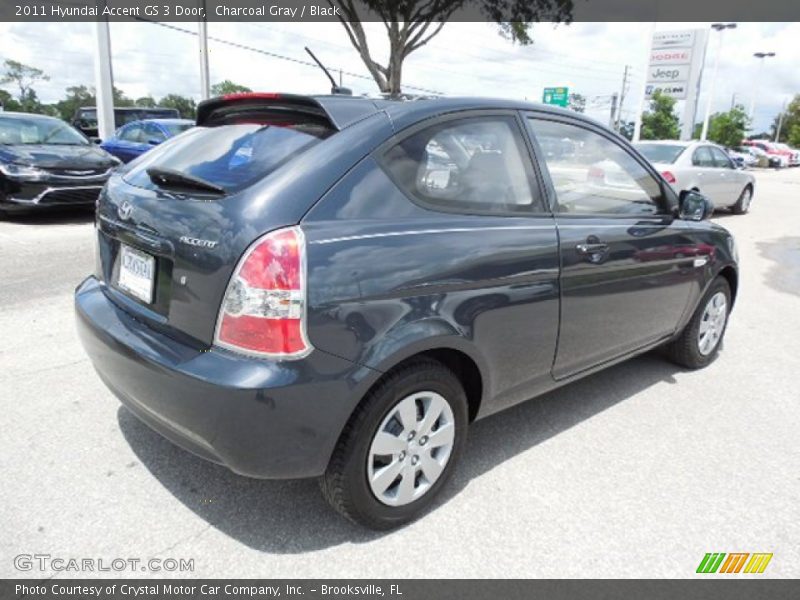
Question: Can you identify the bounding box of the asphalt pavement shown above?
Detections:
[2,168,799,578]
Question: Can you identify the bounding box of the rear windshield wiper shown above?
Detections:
[146,167,225,195]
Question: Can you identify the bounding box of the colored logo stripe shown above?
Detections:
[744,553,773,574]
[697,553,726,573]
[697,552,773,574]
[719,553,749,573]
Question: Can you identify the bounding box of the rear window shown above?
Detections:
[163,121,193,136]
[634,143,686,164]
[123,121,334,194]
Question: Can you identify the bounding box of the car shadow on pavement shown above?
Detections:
[118,352,681,553]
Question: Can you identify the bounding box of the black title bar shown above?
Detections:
[3,0,800,22]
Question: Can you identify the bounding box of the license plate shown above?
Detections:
[118,244,155,304]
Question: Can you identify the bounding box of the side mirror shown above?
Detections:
[90,137,102,144]
[679,190,714,221]
[147,138,161,146]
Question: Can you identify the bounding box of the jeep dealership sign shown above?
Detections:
[645,28,708,140]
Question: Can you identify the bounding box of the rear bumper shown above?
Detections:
[75,276,378,479]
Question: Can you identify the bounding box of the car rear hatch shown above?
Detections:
[94,93,380,348]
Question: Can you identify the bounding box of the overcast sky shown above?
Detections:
[0,20,796,132]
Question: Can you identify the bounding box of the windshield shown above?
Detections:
[124,121,333,194]
[163,121,194,136]
[634,143,686,164]
[0,116,89,145]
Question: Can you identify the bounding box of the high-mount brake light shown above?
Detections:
[214,226,311,359]
[222,92,282,101]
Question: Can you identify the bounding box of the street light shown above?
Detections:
[749,51,776,122]
[700,23,737,141]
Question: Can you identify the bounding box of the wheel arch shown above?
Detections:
[718,265,738,307]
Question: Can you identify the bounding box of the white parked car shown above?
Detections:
[634,141,756,214]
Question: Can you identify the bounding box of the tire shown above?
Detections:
[321,358,468,530]
[732,185,753,215]
[666,277,731,369]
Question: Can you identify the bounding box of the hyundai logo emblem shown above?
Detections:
[118,201,133,220]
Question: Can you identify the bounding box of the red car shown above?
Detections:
[742,140,791,167]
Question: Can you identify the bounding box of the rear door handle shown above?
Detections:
[576,242,609,254]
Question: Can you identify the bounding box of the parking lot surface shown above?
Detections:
[2,168,799,578]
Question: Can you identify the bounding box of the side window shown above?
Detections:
[143,123,166,143]
[381,116,540,214]
[693,146,715,167]
[120,124,143,143]
[710,146,733,169]
[527,118,662,216]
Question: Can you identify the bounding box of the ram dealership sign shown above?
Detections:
[645,29,709,140]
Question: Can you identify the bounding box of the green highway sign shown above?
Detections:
[542,87,569,107]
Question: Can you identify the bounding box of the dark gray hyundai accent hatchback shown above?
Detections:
[76,93,738,529]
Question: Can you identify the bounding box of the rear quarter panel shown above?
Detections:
[302,156,562,417]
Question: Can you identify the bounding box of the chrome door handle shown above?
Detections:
[576,242,609,254]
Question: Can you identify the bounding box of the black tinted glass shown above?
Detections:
[124,122,333,194]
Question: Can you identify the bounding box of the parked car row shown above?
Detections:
[1,110,194,216]
[742,139,800,168]
[634,140,755,214]
[0,112,120,216]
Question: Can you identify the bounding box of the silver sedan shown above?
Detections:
[635,140,756,214]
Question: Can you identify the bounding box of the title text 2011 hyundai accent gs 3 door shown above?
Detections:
[75,93,739,529]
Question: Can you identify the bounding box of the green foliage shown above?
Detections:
[772,94,800,145]
[640,90,680,140]
[703,106,750,148]
[158,94,196,119]
[1,59,49,112]
[0,57,202,123]
[0,89,21,112]
[113,87,134,107]
[210,80,252,96]
[788,123,800,148]
[135,96,157,108]
[53,85,95,121]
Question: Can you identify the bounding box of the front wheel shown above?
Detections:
[666,277,731,369]
[732,186,753,215]
[321,358,468,530]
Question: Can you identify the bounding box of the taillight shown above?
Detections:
[661,171,677,184]
[214,226,311,359]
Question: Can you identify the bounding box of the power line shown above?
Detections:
[143,20,445,95]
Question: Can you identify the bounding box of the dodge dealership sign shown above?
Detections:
[644,28,709,139]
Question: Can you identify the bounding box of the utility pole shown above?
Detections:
[700,23,737,141]
[198,0,210,100]
[609,93,618,128]
[615,65,630,131]
[633,22,657,142]
[93,14,115,142]
[731,93,736,110]
[775,98,787,142]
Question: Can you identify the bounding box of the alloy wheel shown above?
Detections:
[697,291,728,356]
[367,391,455,506]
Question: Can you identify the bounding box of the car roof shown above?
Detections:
[140,118,193,125]
[0,111,63,122]
[309,94,613,132]
[634,140,693,147]
[197,92,605,132]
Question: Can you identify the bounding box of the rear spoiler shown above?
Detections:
[196,92,381,130]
